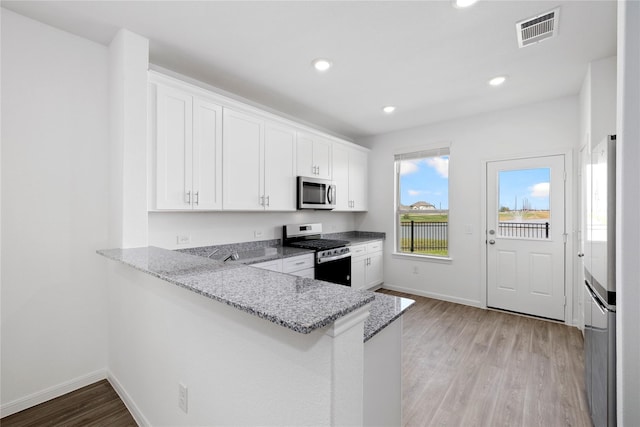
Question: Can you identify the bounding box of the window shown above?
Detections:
[498,168,551,239]
[395,148,450,257]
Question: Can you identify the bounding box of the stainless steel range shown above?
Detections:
[283,223,351,286]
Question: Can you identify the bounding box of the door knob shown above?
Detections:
[489,239,496,245]
[578,253,585,257]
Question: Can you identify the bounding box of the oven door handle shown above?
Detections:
[317,252,351,264]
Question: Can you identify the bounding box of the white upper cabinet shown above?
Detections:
[151,71,368,213]
[223,108,263,210]
[264,122,297,210]
[193,98,224,210]
[223,108,297,211]
[332,143,350,210]
[297,132,332,179]
[155,84,222,210]
[349,149,368,211]
[331,143,368,211]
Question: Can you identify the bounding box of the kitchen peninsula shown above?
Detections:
[98,244,413,426]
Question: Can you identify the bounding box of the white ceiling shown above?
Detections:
[2,1,617,140]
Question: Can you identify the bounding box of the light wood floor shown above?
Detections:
[379,289,592,427]
[0,379,136,427]
[1,292,591,427]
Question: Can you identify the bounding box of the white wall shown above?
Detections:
[107,263,368,426]
[109,29,149,249]
[357,96,578,310]
[149,210,361,249]
[1,9,109,414]
[616,1,640,425]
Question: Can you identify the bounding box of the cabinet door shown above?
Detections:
[332,143,350,210]
[296,133,315,177]
[351,255,367,290]
[366,251,384,289]
[313,137,332,180]
[349,149,368,211]
[156,85,193,209]
[291,268,315,279]
[264,122,296,211]
[223,109,264,210]
[282,254,314,273]
[192,98,223,210]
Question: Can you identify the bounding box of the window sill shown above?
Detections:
[392,252,453,264]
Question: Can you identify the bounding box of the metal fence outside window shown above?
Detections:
[399,221,448,252]
[499,222,550,239]
[399,221,550,253]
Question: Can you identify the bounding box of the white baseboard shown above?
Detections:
[0,369,107,418]
[107,371,149,427]
[382,283,484,308]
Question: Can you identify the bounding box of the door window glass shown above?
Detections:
[498,168,551,239]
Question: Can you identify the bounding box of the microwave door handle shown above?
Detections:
[327,186,333,204]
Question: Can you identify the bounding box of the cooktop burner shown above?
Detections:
[288,239,350,251]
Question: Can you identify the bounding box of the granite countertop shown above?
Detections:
[177,230,385,266]
[98,230,412,341]
[180,243,313,266]
[364,293,414,342]
[98,246,375,335]
[323,231,385,246]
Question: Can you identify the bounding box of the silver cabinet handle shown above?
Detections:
[489,239,496,245]
[260,195,264,206]
[186,191,191,204]
[317,166,320,175]
[194,191,199,206]
[266,195,270,207]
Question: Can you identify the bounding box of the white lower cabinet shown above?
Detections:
[282,253,314,278]
[350,241,384,290]
[253,253,314,278]
[252,259,282,272]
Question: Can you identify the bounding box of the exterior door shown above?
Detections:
[486,155,566,321]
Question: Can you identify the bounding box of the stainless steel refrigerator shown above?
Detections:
[583,135,616,427]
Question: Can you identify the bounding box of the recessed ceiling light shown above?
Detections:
[311,58,332,72]
[452,0,479,8]
[488,76,507,86]
[382,106,396,114]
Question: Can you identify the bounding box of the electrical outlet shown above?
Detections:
[176,235,191,245]
[413,266,419,275]
[178,383,188,413]
[254,230,263,239]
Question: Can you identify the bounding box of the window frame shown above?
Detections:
[393,146,452,261]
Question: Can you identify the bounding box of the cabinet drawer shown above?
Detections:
[252,259,283,272]
[367,241,383,253]
[350,244,367,257]
[283,254,314,273]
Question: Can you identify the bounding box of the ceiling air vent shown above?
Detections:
[516,7,560,48]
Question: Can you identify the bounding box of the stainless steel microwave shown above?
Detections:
[297,176,336,210]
